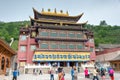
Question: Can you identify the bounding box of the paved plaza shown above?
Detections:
[0,72,120,80]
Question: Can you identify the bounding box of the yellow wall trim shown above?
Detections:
[33,52,90,61]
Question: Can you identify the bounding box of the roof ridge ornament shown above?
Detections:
[39,8,70,16]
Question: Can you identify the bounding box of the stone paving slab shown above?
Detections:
[0,72,120,80]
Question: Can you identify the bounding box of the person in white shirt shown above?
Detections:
[92,67,99,80]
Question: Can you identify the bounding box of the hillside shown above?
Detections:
[0,21,120,50]
[85,24,120,46]
[0,21,30,51]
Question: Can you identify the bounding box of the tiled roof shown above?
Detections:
[110,55,120,61]
[0,38,16,54]
[99,44,120,49]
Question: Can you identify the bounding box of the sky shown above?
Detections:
[0,0,120,26]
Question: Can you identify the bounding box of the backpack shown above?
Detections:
[109,69,114,74]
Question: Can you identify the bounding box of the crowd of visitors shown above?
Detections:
[12,65,115,80]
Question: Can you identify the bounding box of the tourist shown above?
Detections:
[78,67,80,73]
[58,72,62,80]
[34,69,37,75]
[33,68,35,75]
[92,67,99,80]
[100,68,105,80]
[71,66,74,80]
[84,67,89,78]
[62,68,65,80]
[39,68,42,75]
[73,66,78,80]
[12,69,18,80]
[109,68,114,80]
[58,67,65,80]
[58,67,62,80]
[50,68,54,80]
[36,68,38,75]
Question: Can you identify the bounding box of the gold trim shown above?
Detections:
[41,11,69,17]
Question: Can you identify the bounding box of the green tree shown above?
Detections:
[99,20,107,26]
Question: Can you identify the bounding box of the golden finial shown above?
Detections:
[54,8,57,13]
[42,8,44,12]
[60,10,63,13]
[48,9,51,12]
[66,11,69,15]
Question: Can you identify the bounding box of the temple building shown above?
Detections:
[0,39,16,74]
[17,8,96,67]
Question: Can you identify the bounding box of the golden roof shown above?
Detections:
[41,11,69,17]
[32,8,86,23]
[33,8,69,17]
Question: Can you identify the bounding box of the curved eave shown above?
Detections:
[0,39,16,55]
[33,8,84,21]
[30,16,87,25]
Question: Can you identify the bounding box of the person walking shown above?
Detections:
[92,67,99,80]
[71,66,74,80]
[57,67,64,80]
[73,66,78,80]
[50,68,54,80]
[84,67,89,78]
[62,68,65,80]
[100,68,105,80]
[12,69,18,80]
[78,67,80,73]
[33,68,35,75]
[58,68,65,80]
[39,68,42,75]
[109,68,114,80]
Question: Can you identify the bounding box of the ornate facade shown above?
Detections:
[18,8,96,67]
